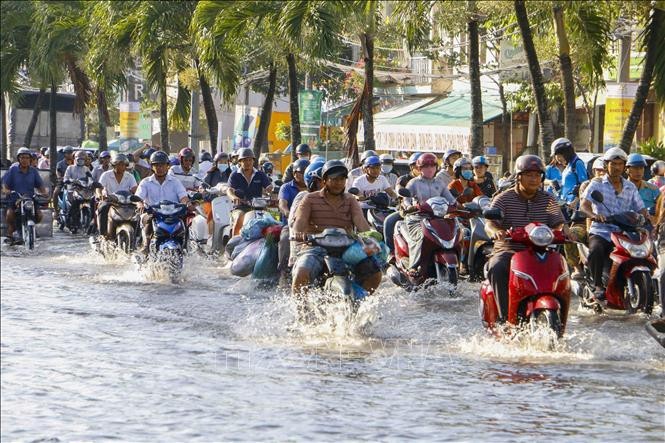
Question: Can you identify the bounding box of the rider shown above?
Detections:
[135,151,190,253]
[472,155,497,197]
[203,152,232,187]
[1,148,47,244]
[53,146,75,207]
[96,153,138,239]
[226,148,273,235]
[197,151,213,179]
[552,137,588,208]
[169,147,198,190]
[351,155,397,200]
[278,159,309,221]
[579,147,648,303]
[346,150,377,189]
[384,153,421,253]
[649,160,665,188]
[485,155,565,322]
[436,149,462,188]
[626,153,660,219]
[262,161,277,182]
[403,153,457,275]
[544,155,564,195]
[379,153,399,188]
[396,153,421,191]
[37,148,49,169]
[449,157,483,204]
[291,160,382,296]
[92,151,112,182]
[283,143,312,182]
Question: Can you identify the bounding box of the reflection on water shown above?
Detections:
[1,232,663,441]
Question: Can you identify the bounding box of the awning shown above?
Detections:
[373,93,504,154]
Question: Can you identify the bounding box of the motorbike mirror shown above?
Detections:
[570,210,587,223]
[590,190,604,203]
[398,188,411,198]
[129,195,143,203]
[348,187,360,196]
[482,208,503,220]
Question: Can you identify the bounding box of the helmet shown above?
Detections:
[16,147,32,159]
[360,150,378,162]
[293,159,310,173]
[408,152,422,166]
[453,157,472,176]
[230,149,239,158]
[238,148,254,160]
[179,147,195,162]
[262,161,274,174]
[602,147,628,162]
[416,153,438,168]
[626,153,647,167]
[111,153,129,166]
[213,152,229,163]
[168,154,180,166]
[380,153,394,164]
[305,160,325,189]
[40,147,48,156]
[550,137,573,156]
[363,155,381,167]
[142,147,156,159]
[472,155,488,166]
[99,150,111,159]
[31,151,39,159]
[150,151,170,165]
[651,160,665,176]
[592,158,605,171]
[310,155,325,163]
[75,150,87,159]
[62,146,74,154]
[443,149,462,165]
[295,143,311,156]
[200,151,212,162]
[514,155,546,176]
[321,160,348,179]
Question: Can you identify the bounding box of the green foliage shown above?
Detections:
[505,81,564,112]
[638,138,665,159]
[275,120,291,141]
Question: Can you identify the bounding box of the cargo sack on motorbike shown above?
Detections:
[231,239,264,276]
[252,239,279,279]
[225,235,245,258]
[262,224,282,240]
[342,238,381,266]
[241,215,279,241]
[230,237,254,260]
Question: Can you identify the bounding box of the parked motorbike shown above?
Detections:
[478,210,571,341]
[387,188,462,293]
[463,195,494,282]
[570,196,656,314]
[2,192,48,249]
[143,200,188,283]
[59,179,101,234]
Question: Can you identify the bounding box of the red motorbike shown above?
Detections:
[479,212,571,338]
[387,189,464,294]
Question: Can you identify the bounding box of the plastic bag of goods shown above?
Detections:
[342,237,381,266]
[231,238,265,276]
[241,215,279,241]
[225,235,244,258]
[252,238,279,279]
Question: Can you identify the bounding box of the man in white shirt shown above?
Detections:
[168,147,199,190]
[96,153,138,238]
[351,155,397,200]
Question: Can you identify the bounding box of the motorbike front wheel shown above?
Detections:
[530,309,562,339]
[626,271,654,315]
[435,263,458,295]
[26,224,35,250]
[116,226,134,254]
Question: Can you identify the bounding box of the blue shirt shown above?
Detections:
[2,164,44,198]
[560,156,588,203]
[583,175,645,241]
[635,181,660,211]
[135,173,188,207]
[278,180,302,221]
[229,169,271,202]
[545,164,562,195]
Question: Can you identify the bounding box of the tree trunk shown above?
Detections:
[360,32,375,152]
[575,76,595,151]
[159,82,169,151]
[498,83,510,173]
[49,81,58,188]
[344,85,366,169]
[468,1,484,157]
[24,87,45,148]
[97,87,109,150]
[515,0,554,150]
[254,63,277,159]
[287,52,301,160]
[619,6,663,152]
[195,59,218,151]
[1,93,7,161]
[553,4,576,141]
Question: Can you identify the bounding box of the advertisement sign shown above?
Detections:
[298,90,323,140]
[603,83,638,150]
[499,39,529,82]
[233,106,259,150]
[137,111,152,141]
[119,102,140,138]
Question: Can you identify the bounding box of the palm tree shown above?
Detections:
[552,2,575,141]
[514,0,554,151]
[620,4,665,152]
[253,63,278,158]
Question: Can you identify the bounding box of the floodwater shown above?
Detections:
[1,232,663,441]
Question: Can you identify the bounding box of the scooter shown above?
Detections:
[359,191,394,233]
[571,190,656,314]
[479,210,571,340]
[2,192,48,249]
[60,179,101,234]
[464,195,494,282]
[144,200,188,283]
[387,188,462,293]
[106,190,142,253]
[186,190,211,254]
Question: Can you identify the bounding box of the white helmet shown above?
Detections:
[379,153,394,163]
[592,157,605,170]
[602,147,628,162]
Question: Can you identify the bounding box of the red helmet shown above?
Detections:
[416,153,438,168]
[179,147,195,162]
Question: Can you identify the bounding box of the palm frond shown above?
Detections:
[169,76,191,129]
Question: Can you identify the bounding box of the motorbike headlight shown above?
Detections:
[23,200,34,210]
[159,204,178,215]
[528,225,554,247]
[618,237,650,258]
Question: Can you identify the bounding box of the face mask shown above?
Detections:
[381,165,392,174]
[218,164,229,173]
[76,158,85,166]
[421,165,436,179]
[461,170,474,180]
[128,162,135,170]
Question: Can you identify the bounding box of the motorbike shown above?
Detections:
[59,179,101,234]
[349,188,394,233]
[478,210,571,341]
[387,188,463,293]
[463,195,494,282]
[2,192,48,249]
[144,200,188,283]
[97,190,142,254]
[186,190,212,255]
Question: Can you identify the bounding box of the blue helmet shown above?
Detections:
[262,161,274,174]
[293,158,310,173]
[408,152,422,166]
[99,150,111,159]
[304,160,325,189]
[168,154,180,166]
[626,153,647,167]
[472,155,488,166]
[443,149,462,165]
[363,155,381,167]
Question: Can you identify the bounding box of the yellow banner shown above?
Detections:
[119,102,140,138]
[603,83,637,150]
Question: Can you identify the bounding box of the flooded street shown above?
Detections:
[1,232,663,441]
